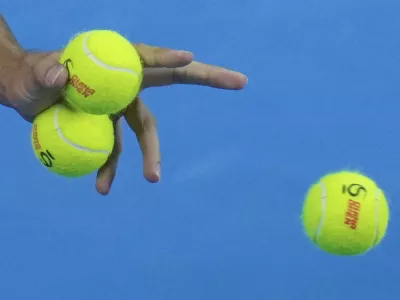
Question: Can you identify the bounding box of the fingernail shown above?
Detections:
[177,50,193,57]
[45,65,65,86]
[156,163,161,180]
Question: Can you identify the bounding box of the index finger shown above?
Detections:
[133,43,194,68]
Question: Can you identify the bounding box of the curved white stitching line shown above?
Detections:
[54,105,111,154]
[372,188,381,247]
[83,32,139,77]
[314,182,327,243]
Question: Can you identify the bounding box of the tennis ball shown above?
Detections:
[59,30,143,115]
[302,171,389,256]
[31,103,114,177]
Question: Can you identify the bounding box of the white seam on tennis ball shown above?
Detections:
[314,182,327,243]
[83,32,139,77]
[372,188,380,247]
[53,105,111,154]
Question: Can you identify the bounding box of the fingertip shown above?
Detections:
[144,171,160,183]
[144,163,161,183]
[166,50,194,68]
[96,167,116,196]
[95,180,111,196]
[95,155,119,196]
[217,70,249,90]
[177,50,194,61]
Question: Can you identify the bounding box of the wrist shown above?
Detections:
[0,15,25,107]
[0,47,25,108]
[0,15,24,55]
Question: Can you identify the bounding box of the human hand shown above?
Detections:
[1,44,247,195]
[0,51,68,120]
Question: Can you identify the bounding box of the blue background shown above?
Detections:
[2,0,400,299]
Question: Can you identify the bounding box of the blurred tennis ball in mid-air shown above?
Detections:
[302,171,389,255]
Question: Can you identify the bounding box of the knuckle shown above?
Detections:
[172,68,189,83]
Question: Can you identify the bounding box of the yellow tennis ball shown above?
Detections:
[302,171,389,256]
[59,30,143,115]
[31,103,114,177]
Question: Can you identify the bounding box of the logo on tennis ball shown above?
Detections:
[342,183,367,230]
[39,150,55,168]
[62,58,96,98]
[32,124,56,168]
[63,58,73,76]
[32,124,41,150]
[342,183,367,198]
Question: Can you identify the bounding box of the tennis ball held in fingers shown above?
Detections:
[60,30,143,115]
[31,103,114,177]
[302,171,389,256]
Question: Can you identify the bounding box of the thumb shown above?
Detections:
[31,53,68,89]
[13,52,69,119]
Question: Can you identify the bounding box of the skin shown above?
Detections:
[0,15,248,195]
